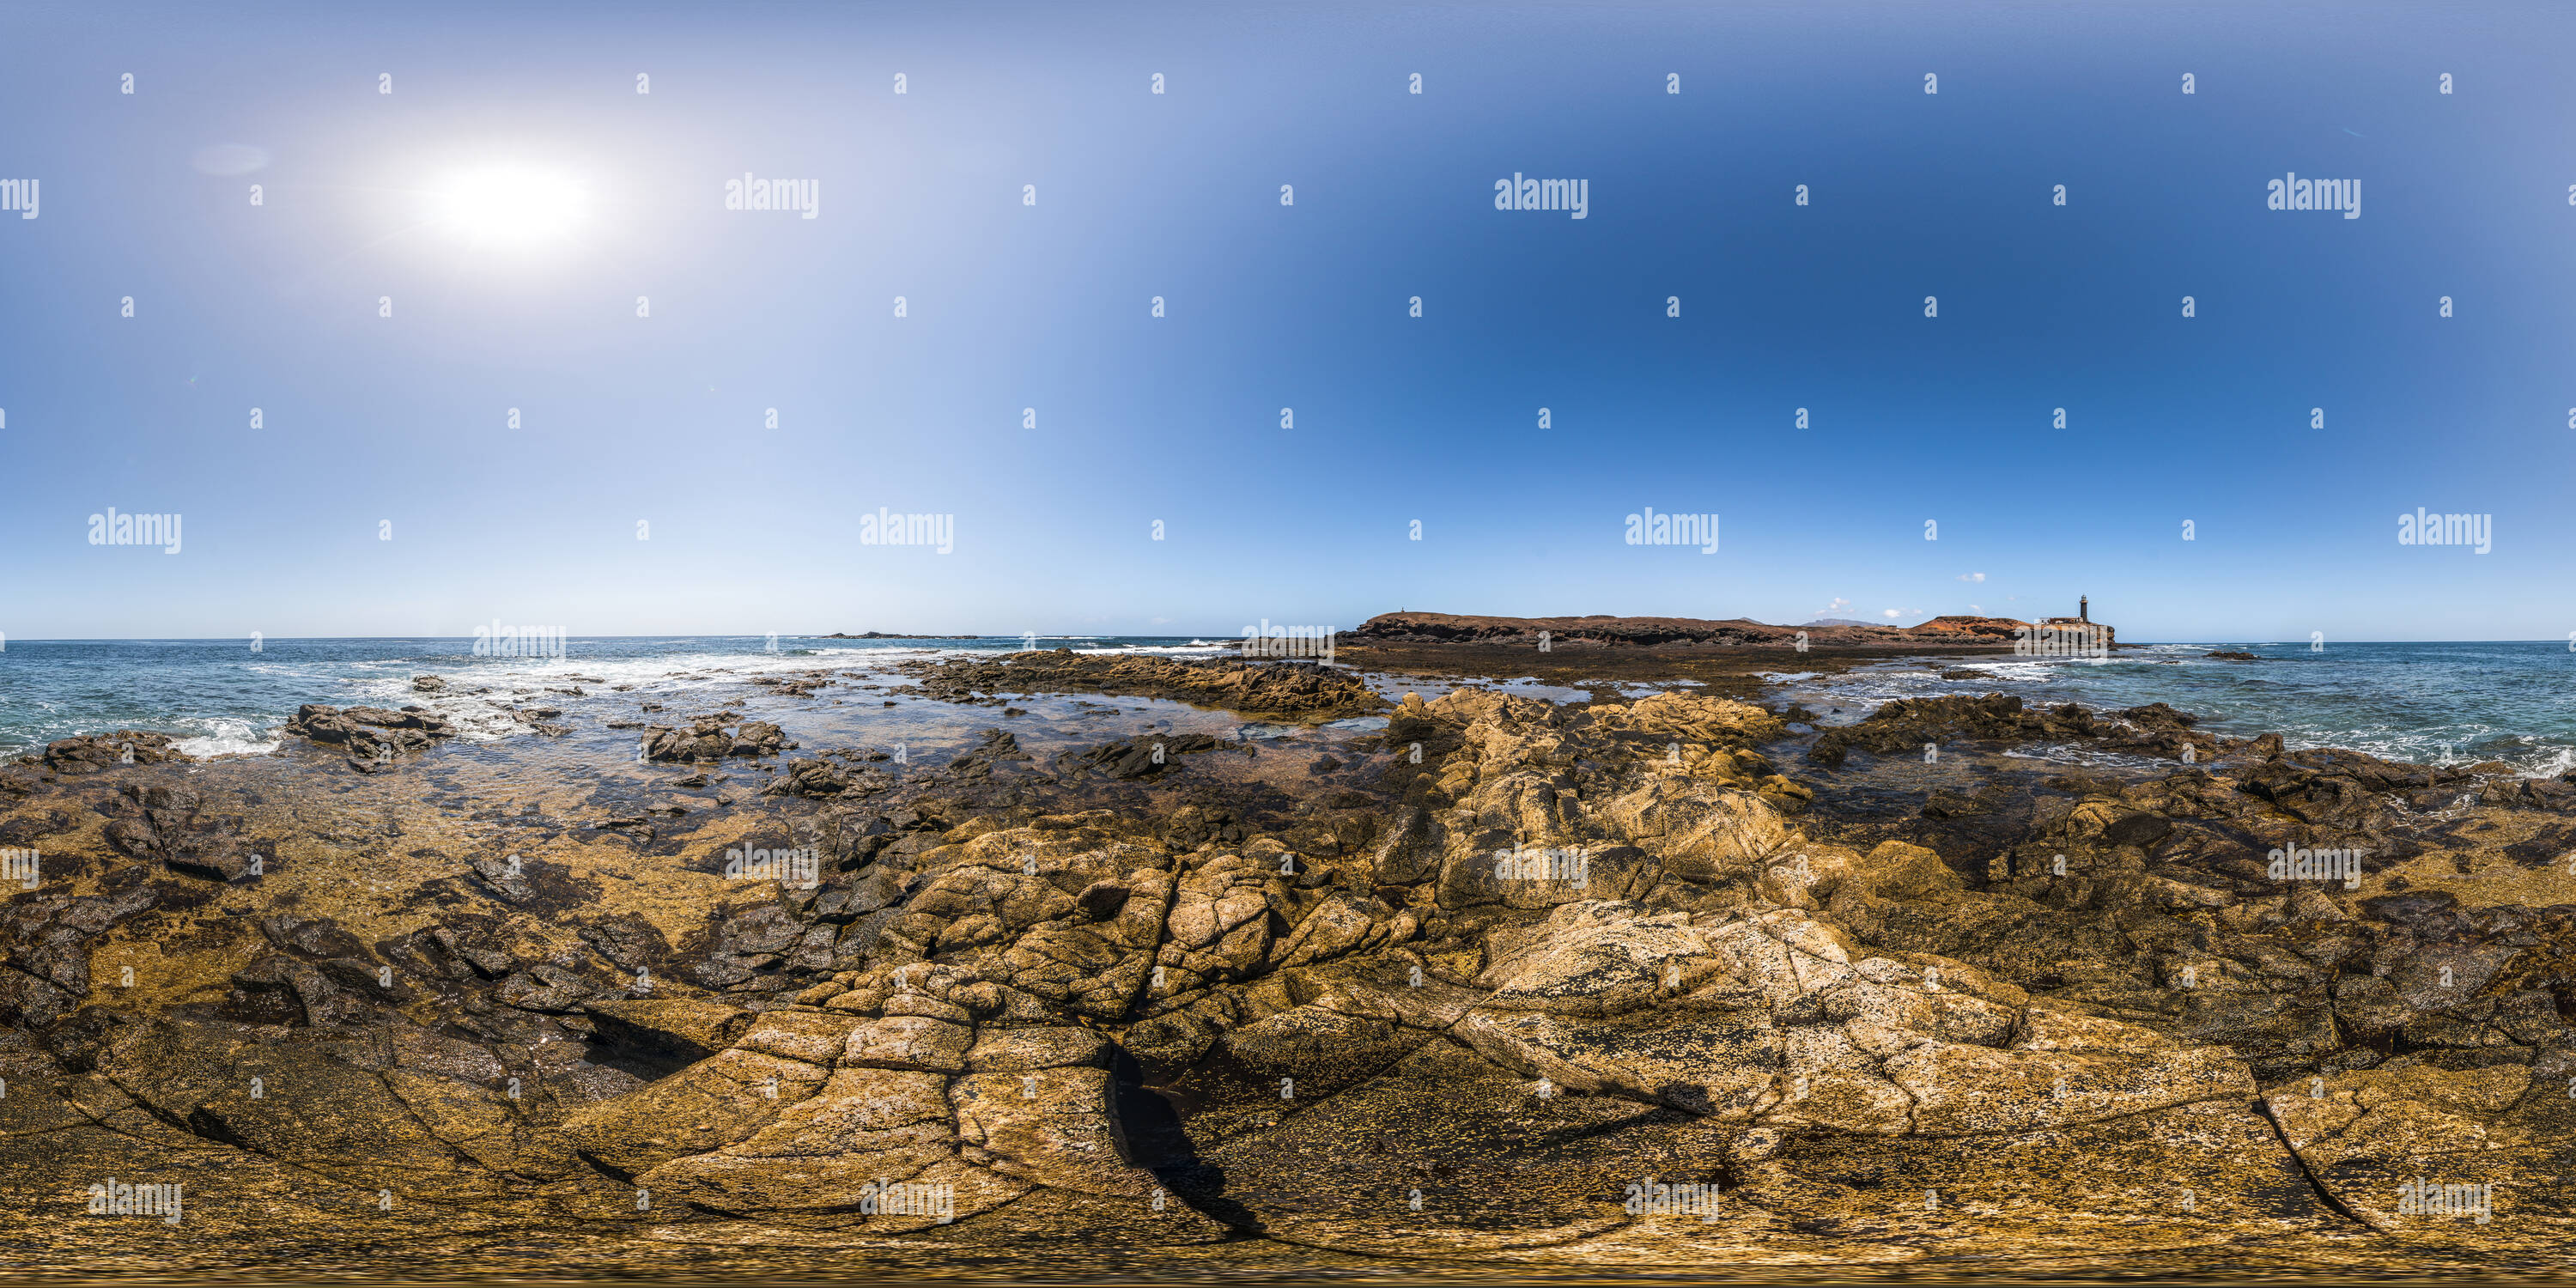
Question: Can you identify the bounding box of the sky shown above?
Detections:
[3,0,2571,643]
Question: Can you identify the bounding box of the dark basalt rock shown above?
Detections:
[760,753,896,799]
[1807,693,2220,768]
[896,650,1388,720]
[1066,732,1224,780]
[284,702,458,768]
[35,731,193,775]
[641,716,790,762]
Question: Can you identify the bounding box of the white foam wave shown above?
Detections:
[348,649,898,706]
[173,718,282,759]
[2001,744,2167,770]
[1077,643,1235,657]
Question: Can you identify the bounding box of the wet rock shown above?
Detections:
[763,756,893,799]
[227,952,377,1027]
[0,885,161,1025]
[731,720,788,757]
[645,716,793,762]
[430,927,515,979]
[39,731,192,775]
[261,914,374,961]
[468,854,537,903]
[284,704,456,768]
[764,757,850,797]
[946,728,1034,778]
[897,652,1388,720]
[1068,732,1224,780]
[103,817,161,858]
[1807,693,2218,768]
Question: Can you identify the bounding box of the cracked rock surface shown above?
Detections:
[3,685,2573,1273]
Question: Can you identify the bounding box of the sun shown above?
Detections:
[436,167,585,244]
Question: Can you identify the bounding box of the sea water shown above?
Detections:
[5,637,2573,779]
[1767,640,2576,776]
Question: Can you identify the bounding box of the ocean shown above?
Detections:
[1764,639,2576,777]
[0,635,1230,762]
[3,637,2572,778]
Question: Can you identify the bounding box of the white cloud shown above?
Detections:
[1883,609,1903,619]
[1969,604,1982,613]
[1956,572,1985,583]
[1817,596,1851,617]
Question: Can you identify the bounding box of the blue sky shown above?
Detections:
[3,0,2571,642]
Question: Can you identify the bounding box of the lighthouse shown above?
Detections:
[2079,596,2088,623]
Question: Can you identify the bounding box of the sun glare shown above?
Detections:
[437,167,585,244]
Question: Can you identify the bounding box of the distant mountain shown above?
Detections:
[1804,618,1877,628]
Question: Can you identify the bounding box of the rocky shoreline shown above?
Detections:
[1331,612,2136,708]
[890,648,1388,720]
[3,650,2573,1276]
[1350,609,2118,650]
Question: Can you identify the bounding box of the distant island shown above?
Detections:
[821,632,983,640]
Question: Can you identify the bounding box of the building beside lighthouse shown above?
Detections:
[2037,597,2113,649]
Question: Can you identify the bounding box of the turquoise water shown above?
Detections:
[1766,640,2576,776]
